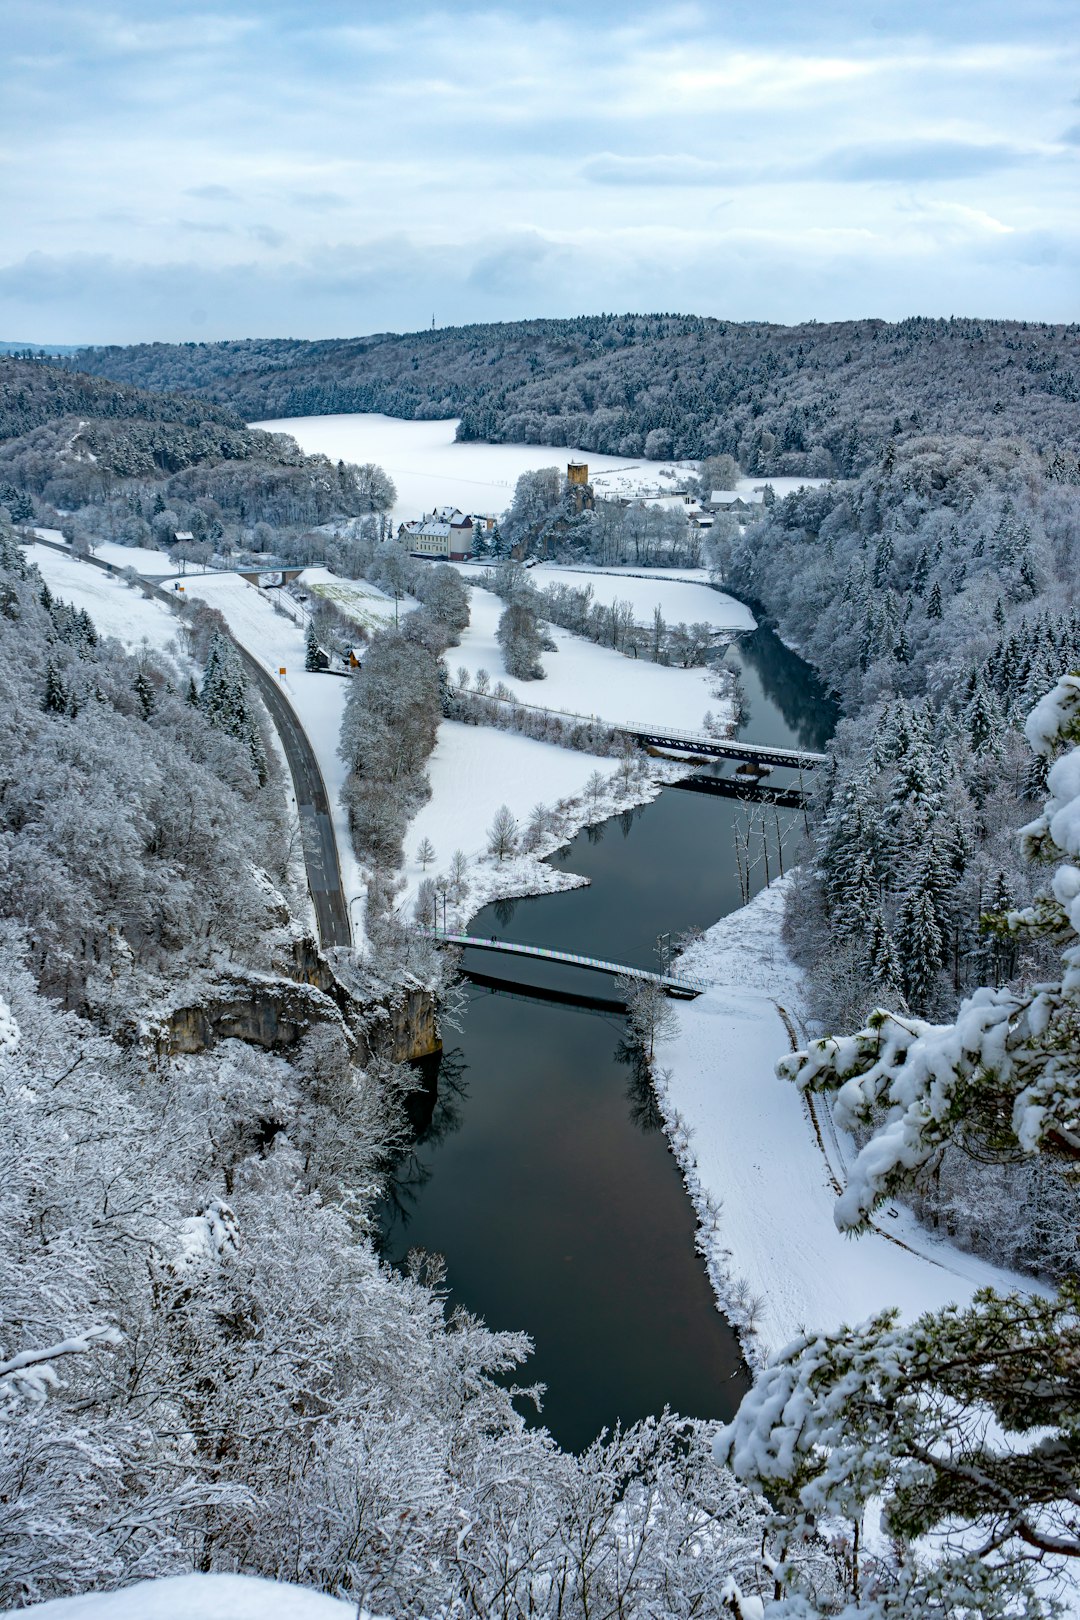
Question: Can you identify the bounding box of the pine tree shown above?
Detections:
[872,532,893,589]
[305,622,323,672]
[967,678,1007,758]
[133,669,155,719]
[894,878,944,1010]
[927,578,943,619]
[867,909,901,993]
[910,547,929,595]
[42,660,67,714]
[199,634,268,785]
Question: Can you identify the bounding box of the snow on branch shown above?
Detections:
[1,1325,122,1413]
[0,993,19,1059]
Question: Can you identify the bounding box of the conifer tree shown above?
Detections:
[199,633,267,785]
[133,669,155,719]
[305,622,322,672]
[42,659,66,714]
[872,531,893,588]
[867,908,901,992]
[894,876,944,1010]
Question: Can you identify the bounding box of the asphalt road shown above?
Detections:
[29,537,353,950]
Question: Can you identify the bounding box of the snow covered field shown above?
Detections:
[655,877,1043,1363]
[26,542,183,654]
[523,564,755,632]
[301,566,415,632]
[252,413,644,521]
[34,528,176,574]
[253,412,828,525]
[452,585,733,734]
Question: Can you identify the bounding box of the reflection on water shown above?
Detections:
[379,992,748,1454]
[377,609,836,1453]
[726,620,838,754]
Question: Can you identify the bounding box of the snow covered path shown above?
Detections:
[656,878,1043,1362]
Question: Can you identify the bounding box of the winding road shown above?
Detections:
[29,537,353,950]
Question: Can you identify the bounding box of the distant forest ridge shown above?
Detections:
[70,313,1080,479]
[0,357,246,442]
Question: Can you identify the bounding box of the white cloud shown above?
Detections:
[0,1,1076,336]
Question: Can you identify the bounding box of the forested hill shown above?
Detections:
[0,358,388,529]
[0,354,245,440]
[71,314,1079,477]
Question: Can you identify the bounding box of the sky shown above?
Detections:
[1,0,1077,343]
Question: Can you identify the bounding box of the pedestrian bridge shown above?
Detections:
[425,931,706,998]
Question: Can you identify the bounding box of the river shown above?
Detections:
[378,619,836,1452]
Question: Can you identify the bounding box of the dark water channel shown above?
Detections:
[378,617,837,1453]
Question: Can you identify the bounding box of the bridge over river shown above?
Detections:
[627,726,826,770]
[448,686,827,773]
[426,931,706,998]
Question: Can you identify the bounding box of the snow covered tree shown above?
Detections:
[448,848,469,903]
[487,804,518,861]
[42,659,67,714]
[304,622,323,671]
[416,836,435,870]
[783,671,1080,1230]
[413,876,437,926]
[496,600,545,680]
[717,1285,1080,1617]
[622,977,679,1060]
[133,667,155,719]
[198,634,268,785]
[415,563,470,644]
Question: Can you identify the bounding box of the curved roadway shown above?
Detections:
[29,538,352,950]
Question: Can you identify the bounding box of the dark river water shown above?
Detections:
[378,616,836,1452]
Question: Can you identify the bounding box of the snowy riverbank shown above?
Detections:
[655,876,1043,1365]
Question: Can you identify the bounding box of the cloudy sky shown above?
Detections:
[2,0,1077,342]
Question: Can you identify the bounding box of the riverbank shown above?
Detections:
[655,876,1045,1367]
